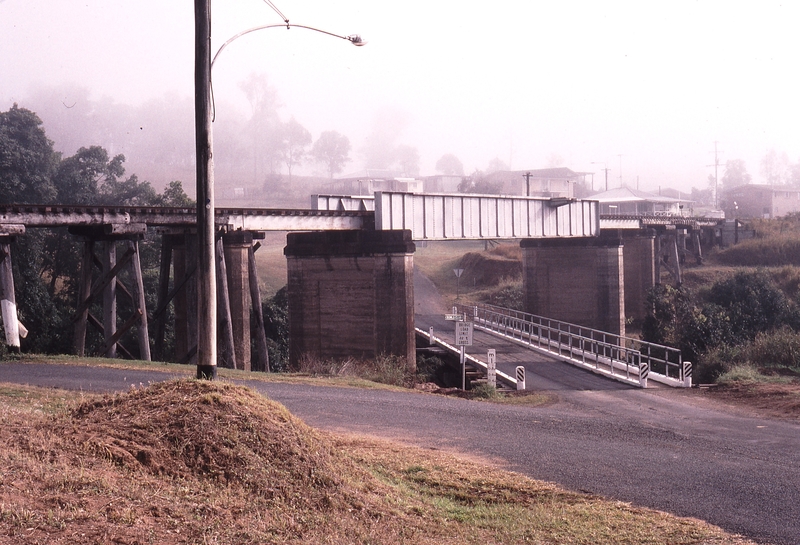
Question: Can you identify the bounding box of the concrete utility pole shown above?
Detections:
[194,0,217,379]
[590,162,610,191]
[707,141,723,209]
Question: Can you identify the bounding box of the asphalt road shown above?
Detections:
[1,361,798,545]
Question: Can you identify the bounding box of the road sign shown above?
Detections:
[453,268,464,278]
[487,349,496,388]
[445,314,464,321]
[455,321,473,346]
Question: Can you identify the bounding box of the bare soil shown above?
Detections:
[702,380,800,421]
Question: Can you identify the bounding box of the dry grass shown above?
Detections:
[0,380,757,544]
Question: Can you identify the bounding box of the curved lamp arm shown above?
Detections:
[212,23,365,70]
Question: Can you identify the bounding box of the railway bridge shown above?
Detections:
[0,192,723,372]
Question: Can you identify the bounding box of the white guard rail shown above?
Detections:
[458,303,691,388]
[415,327,518,389]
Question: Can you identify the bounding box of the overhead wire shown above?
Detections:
[262,0,289,24]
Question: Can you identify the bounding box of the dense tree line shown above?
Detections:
[0,104,194,358]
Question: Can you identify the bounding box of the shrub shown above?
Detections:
[706,270,800,339]
[416,354,446,384]
[747,327,800,371]
[714,236,800,267]
[295,354,414,387]
[261,286,289,372]
[470,382,500,399]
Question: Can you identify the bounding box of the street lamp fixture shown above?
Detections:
[194,0,363,379]
[212,24,365,70]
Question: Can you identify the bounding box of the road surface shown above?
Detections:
[1,361,798,545]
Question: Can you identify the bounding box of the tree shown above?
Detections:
[435,153,464,176]
[361,106,410,170]
[722,159,751,191]
[311,131,350,178]
[53,146,125,204]
[458,170,503,194]
[240,73,282,181]
[99,173,158,206]
[546,153,565,168]
[155,180,195,207]
[760,149,789,185]
[394,145,420,177]
[279,117,311,181]
[486,157,509,174]
[789,160,800,187]
[0,104,58,204]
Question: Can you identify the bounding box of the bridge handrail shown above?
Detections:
[457,302,688,385]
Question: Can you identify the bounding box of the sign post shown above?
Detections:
[453,268,464,299]
[455,321,473,390]
[487,349,496,388]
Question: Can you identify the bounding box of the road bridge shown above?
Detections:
[416,302,690,391]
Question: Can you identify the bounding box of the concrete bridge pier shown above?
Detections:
[521,234,626,336]
[621,230,656,324]
[284,230,416,370]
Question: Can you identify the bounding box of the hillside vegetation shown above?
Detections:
[415,241,524,309]
[644,217,800,386]
[0,379,757,544]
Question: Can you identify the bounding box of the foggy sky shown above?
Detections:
[2,0,799,194]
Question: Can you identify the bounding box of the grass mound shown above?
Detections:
[68,380,350,508]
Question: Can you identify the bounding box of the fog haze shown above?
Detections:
[2,0,799,195]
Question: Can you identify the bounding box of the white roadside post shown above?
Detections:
[487,349,496,388]
[455,320,473,390]
[683,361,693,388]
[515,365,526,390]
[429,326,434,346]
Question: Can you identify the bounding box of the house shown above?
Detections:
[722,184,800,219]
[326,169,423,195]
[420,174,464,193]
[481,167,588,198]
[592,186,691,216]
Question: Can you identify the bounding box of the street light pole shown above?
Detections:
[194,0,217,379]
[193,3,364,380]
